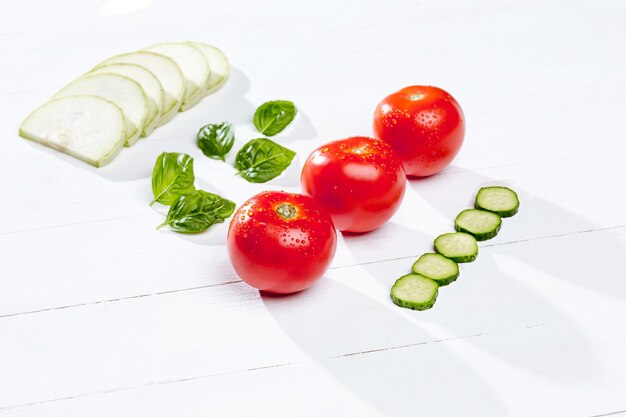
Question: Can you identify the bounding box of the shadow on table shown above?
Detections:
[152,177,232,247]
[261,165,626,414]
[339,166,626,381]
[273,111,318,143]
[262,277,508,417]
[409,166,626,301]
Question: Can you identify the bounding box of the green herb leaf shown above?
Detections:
[157,190,236,233]
[235,138,296,183]
[253,100,297,136]
[150,152,195,206]
[197,122,235,162]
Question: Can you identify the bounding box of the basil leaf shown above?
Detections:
[253,100,297,136]
[235,138,296,183]
[157,190,236,233]
[150,152,195,206]
[197,122,234,162]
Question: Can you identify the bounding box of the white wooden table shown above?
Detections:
[1,0,625,415]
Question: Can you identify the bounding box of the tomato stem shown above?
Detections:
[276,203,297,220]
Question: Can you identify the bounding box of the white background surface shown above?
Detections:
[1,0,626,416]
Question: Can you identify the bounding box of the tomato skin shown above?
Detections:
[373,85,465,177]
[227,191,337,294]
[301,136,406,233]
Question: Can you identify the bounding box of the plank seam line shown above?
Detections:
[150,360,306,387]
[0,213,149,236]
[0,281,240,319]
[0,360,301,411]
[480,224,626,248]
[589,410,626,417]
[333,332,487,358]
[332,223,626,270]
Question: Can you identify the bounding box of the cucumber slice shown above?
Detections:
[412,253,459,286]
[19,95,126,167]
[90,63,162,137]
[455,209,502,241]
[475,186,519,217]
[53,73,147,147]
[434,232,478,263]
[98,51,184,126]
[189,42,230,93]
[390,274,439,311]
[144,42,210,111]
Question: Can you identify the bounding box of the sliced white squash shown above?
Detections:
[52,73,147,147]
[98,51,184,126]
[19,95,126,168]
[144,42,210,111]
[90,63,162,136]
[190,42,230,93]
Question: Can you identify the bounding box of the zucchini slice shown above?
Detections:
[412,253,459,286]
[19,95,126,167]
[454,209,502,241]
[391,274,439,311]
[475,186,519,217]
[144,42,210,111]
[98,51,184,125]
[90,63,162,136]
[434,232,478,263]
[189,42,230,93]
[52,73,147,147]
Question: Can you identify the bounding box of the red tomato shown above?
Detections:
[301,136,406,233]
[227,191,337,294]
[373,85,465,177]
